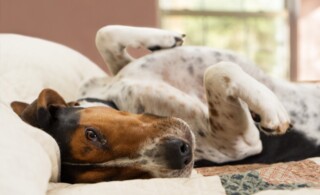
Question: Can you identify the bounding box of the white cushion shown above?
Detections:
[0,105,55,195]
[0,34,105,104]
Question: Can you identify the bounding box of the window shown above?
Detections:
[159,0,296,80]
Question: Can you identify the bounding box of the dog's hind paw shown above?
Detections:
[258,121,292,135]
[255,98,292,135]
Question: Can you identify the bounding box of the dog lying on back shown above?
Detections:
[11,89,195,183]
[80,25,320,166]
[10,25,320,183]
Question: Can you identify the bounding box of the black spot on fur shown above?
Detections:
[196,57,203,63]
[140,63,147,68]
[140,160,148,165]
[195,129,320,167]
[188,65,194,75]
[215,52,222,58]
[227,54,236,61]
[83,83,90,88]
[128,89,132,97]
[289,111,297,117]
[198,130,205,137]
[300,100,307,111]
[206,90,211,97]
[219,146,226,150]
[195,149,204,153]
[136,104,145,114]
[214,52,224,62]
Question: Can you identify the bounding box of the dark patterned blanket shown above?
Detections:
[196,159,320,194]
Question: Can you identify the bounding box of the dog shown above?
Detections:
[10,25,320,183]
[11,89,195,183]
[79,25,320,166]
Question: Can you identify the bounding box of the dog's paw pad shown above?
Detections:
[258,107,291,135]
[259,122,292,135]
[147,36,184,51]
[174,36,184,46]
[144,30,185,51]
[148,45,162,51]
[252,91,292,136]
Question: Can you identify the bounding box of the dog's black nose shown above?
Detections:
[164,139,192,169]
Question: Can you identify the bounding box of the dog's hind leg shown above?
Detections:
[200,61,292,163]
[95,25,185,75]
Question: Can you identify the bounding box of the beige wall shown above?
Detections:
[0,0,158,72]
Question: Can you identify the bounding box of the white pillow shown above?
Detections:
[0,105,57,195]
[0,34,106,104]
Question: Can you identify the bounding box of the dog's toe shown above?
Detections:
[174,36,184,47]
[144,30,185,52]
[259,121,291,135]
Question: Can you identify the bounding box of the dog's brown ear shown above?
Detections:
[67,101,80,107]
[36,89,68,128]
[37,89,67,111]
[11,101,29,117]
[10,89,67,129]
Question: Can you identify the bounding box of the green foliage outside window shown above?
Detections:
[160,0,289,79]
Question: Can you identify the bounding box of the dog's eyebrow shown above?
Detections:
[77,98,119,110]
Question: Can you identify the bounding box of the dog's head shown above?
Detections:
[11,89,195,183]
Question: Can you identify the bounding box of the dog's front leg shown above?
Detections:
[96,25,185,75]
[201,62,291,163]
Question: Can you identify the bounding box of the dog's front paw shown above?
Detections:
[144,30,185,51]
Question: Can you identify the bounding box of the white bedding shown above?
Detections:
[0,34,318,195]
